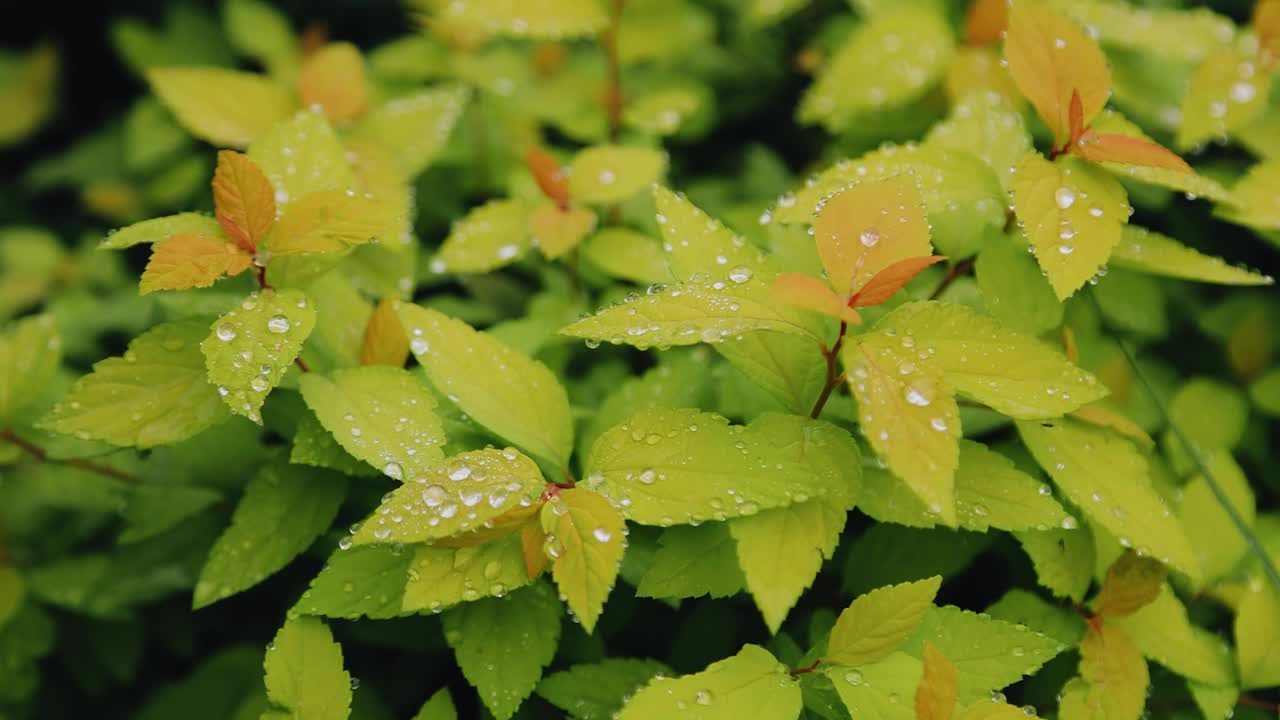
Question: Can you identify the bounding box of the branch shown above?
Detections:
[810,321,848,419]
[928,258,974,301]
[1,428,136,483]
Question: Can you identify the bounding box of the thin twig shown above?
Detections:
[928,258,973,301]
[1,428,136,483]
[810,321,848,419]
[789,660,821,676]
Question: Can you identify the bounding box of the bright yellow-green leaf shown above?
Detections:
[421,0,608,39]
[811,177,933,296]
[359,298,409,367]
[297,42,368,124]
[1114,584,1235,687]
[729,500,847,633]
[1236,583,1280,689]
[585,410,855,526]
[845,333,960,524]
[0,314,60,423]
[1056,0,1234,63]
[827,652,922,720]
[561,276,820,349]
[139,234,254,294]
[1015,528,1095,602]
[529,204,596,259]
[1077,623,1148,720]
[1179,453,1256,584]
[1169,377,1248,450]
[624,85,707,136]
[263,617,352,720]
[1012,154,1130,300]
[350,85,469,178]
[298,366,447,481]
[581,228,672,285]
[1095,551,1167,618]
[294,545,411,619]
[915,643,958,720]
[799,10,953,131]
[874,301,1106,417]
[1087,111,1234,204]
[537,658,671,720]
[0,44,58,147]
[442,583,561,720]
[1218,160,1280,230]
[1188,682,1237,720]
[636,524,745,600]
[715,333,828,415]
[432,199,534,274]
[268,189,402,256]
[542,488,625,633]
[958,701,1042,720]
[654,185,770,283]
[248,109,357,210]
[399,303,574,468]
[1178,43,1272,151]
[824,576,941,667]
[202,288,316,423]
[975,233,1064,335]
[1017,419,1200,582]
[40,319,229,447]
[569,145,668,205]
[617,645,801,720]
[858,440,1069,533]
[223,0,298,77]
[101,212,223,250]
[147,67,292,148]
[1111,225,1274,286]
[412,688,457,720]
[926,90,1033,194]
[401,534,532,613]
[354,448,545,545]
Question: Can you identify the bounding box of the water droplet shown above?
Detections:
[450,466,471,481]
[860,228,881,247]
[383,462,403,480]
[410,338,429,355]
[844,671,864,686]
[1054,187,1076,209]
[216,324,237,341]
[1230,81,1256,103]
[267,315,290,334]
[694,690,713,706]
[728,266,753,284]
[593,527,613,543]
[421,484,447,507]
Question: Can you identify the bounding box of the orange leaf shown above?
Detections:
[211,150,276,252]
[771,273,861,324]
[1256,0,1280,57]
[1005,0,1111,145]
[1074,132,1192,173]
[529,203,597,259]
[812,176,934,295]
[1095,551,1167,618]
[139,234,253,295]
[526,146,572,208]
[851,255,947,307]
[915,642,958,720]
[297,42,369,123]
[521,516,550,580]
[965,0,1009,46]
[359,298,410,368]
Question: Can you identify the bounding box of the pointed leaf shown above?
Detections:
[529,204,597,259]
[853,255,947,307]
[618,645,801,720]
[359,298,409,367]
[568,145,667,205]
[1015,528,1095,602]
[40,319,229,447]
[349,85,468,178]
[0,314,60,423]
[1218,160,1280,230]
[1077,622,1148,720]
[269,189,402,256]
[636,524,745,600]
[297,42,368,123]
[772,272,861,324]
[915,643,958,720]
[581,228,671,285]
[399,303,573,468]
[827,652,922,720]
[538,659,671,720]
[541,489,624,633]
[1177,44,1271,150]
[1179,454,1255,584]
[263,617,351,720]
[1111,226,1273,286]
[412,688,456,720]
[1236,583,1280,689]
[812,177,934,296]
[1113,584,1234,686]
[1059,0,1234,63]
[203,289,316,423]
[654,185,768,283]
[824,576,941,667]
[402,534,533,612]
[140,234,253,294]
[974,233,1063,335]
[432,199,534,274]
[295,545,411,620]
[147,67,292,147]
[1095,551,1167,618]
[248,109,357,211]
[926,90,1031,194]
[101,212,223,250]
[212,149,276,250]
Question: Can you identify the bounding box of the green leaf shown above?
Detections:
[222,0,298,76]
[1250,368,1280,417]
[0,314,60,423]
[569,145,667,205]
[1169,377,1248,450]
[974,233,1063,335]
[538,658,670,720]
[581,228,673,286]
[798,10,953,131]
[1017,419,1199,581]
[1218,160,1280,231]
[263,617,352,720]
[859,440,1069,532]
[290,412,377,477]
[1113,584,1234,686]
[0,44,58,148]
[543,488,626,633]
[402,534,532,613]
[825,576,941,667]
[872,301,1107,418]
[443,582,561,720]
[147,67,292,148]
[635,524,745,600]
[561,276,820,349]
[654,185,770,282]
[826,651,922,720]
[350,86,468,178]
[1179,453,1255,583]
[419,0,607,38]
[843,526,990,598]
[299,366,447,482]
[1110,226,1273,286]
[354,448,544,545]
[1177,43,1272,151]
[844,333,960,523]
[901,605,1065,704]
[411,688,456,720]
[202,289,317,423]
[0,566,23,628]
[100,212,223,249]
[296,545,411,620]
[715,334,828,416]
[731,500,846,634]
[1076,623,1148,720]
[248,109,357,211]
[1235,584,1280,690]
[399,302,573,468]
[431,199,534,274]
[40,318,230,447]
[985,589,1086,647]
[1188,682,1237,720]
[193,462,346,609]
[1057,0,1234,63]
[926,90,1033,194]
[120,483,225,544]
[618,644,801,720]
[1012,154,1130,300]
[624,85,708,136]
[583,409,853,526]
[1014,528,1095,603]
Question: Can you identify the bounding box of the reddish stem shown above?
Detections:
[789,660,821,676]
[1,428,136,483]
[1238,696,1280,712]
[928,258,974,301]
[809,321,848,419]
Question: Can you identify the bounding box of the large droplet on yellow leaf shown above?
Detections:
[812,176,933,296]
[297,42,369,123]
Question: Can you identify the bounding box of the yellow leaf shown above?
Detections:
[269,190,402,256]
[359,298,409,367]
[1070,405,1153,447]
[1177,43,1272,150]
[966,0,1008,46]
[916,643,958,720]
[521,518,550,580]
[944,47,1022,107]
[139,234,254,294]
[812,177,933,295]
[1258,0,1280,55]
[825,576,942,666]
[529,204,597,259]
[297,42,369,124]
[212,150,276,251]
[771,273,861,324]
[1095,552,1168,618]
[543,488,626,633]
[345,139,414,252]
[147,67,293,148]
[1005,0,1110,146]
[1078,622,1149,719]
[0,44,58,147]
